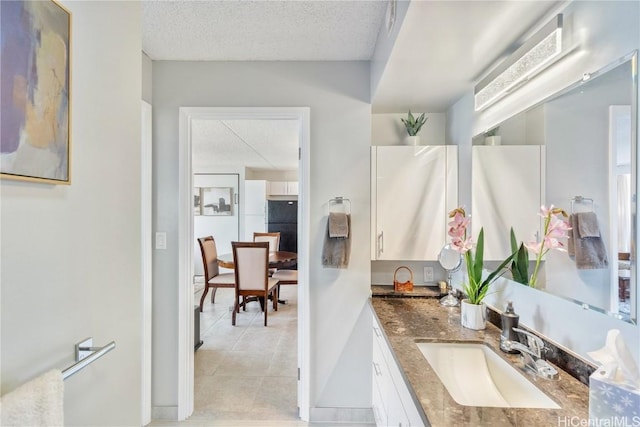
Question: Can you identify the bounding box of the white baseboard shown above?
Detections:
[151,406,178,421]
[309,407,375,424]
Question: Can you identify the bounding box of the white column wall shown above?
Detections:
[151,61,372,417]
[447,1,640,360]
[0,2,143,425]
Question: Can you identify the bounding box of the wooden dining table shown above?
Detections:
[217,250,298,270]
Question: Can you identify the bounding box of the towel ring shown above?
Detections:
[328,197,351,215]
[571,196,594,213]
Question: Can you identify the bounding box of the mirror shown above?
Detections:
[472,51,638,324]
[439,244,462,307]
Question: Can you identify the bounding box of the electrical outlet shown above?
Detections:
[424,266,434,283]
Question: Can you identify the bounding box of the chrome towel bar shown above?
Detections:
[62,339,116,380]
[328,196,351,214]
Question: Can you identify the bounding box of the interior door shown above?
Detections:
[193,173,239,277]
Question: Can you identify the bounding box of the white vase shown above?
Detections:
[404,135,420,146]
[485,135,501,146]
[461,299,487,330]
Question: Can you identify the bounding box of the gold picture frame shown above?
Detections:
[0,0,72,184]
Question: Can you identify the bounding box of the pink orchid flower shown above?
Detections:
[527,205,571,286]
[451,236,473,254]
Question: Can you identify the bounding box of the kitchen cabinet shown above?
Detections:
[267,181,298,196]
[244,180,266,240]
[371,146,458,261]
[372,313,425,427]
[472,146,545,260]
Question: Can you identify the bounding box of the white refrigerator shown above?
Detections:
[244,180,266,240]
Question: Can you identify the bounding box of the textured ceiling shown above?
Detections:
[146,0,562,166]
[191,119,299,171]
[142,0,387,61]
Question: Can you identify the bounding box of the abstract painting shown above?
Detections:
[201,187,233,216]
[1,0,71,184]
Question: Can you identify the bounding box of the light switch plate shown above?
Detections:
[155,232,167,250]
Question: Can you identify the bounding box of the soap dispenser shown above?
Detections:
[500,301,520,354]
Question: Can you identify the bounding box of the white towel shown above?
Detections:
[0,369,64,427]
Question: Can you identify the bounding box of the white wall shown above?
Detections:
[447,0,640,361]
[152,61,373,419]
[370,0,412,106]
[142,52,153,104]
[0,2,143,425]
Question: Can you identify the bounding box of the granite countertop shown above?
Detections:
[371,297,590,427]
[371,284,442,298]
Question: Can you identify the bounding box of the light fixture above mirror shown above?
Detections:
[474,14,564,111]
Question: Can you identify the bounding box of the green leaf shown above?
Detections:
[513,244,530,284]
[473,228,484,282]
[510,227,518,253]
[481,251,515,289]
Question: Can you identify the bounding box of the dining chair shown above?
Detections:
[254,231,281,275]
[253,232,280,252]
[231,241,280,326]
[197,236,235,312]
[271,269,298,301]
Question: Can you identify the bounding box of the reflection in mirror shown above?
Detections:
[439,244,462,307]
[472,51,637,324]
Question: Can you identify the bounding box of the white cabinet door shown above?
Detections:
[287,181,299,195]
[267,181,298,196]
[372,315,425,427]
[372,146,457,261]
[267,181,288,196]
[472,146,544,260]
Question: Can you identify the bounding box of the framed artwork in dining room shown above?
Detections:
[0,0,71,184]
[194,187,202,215]
[201,187,233,216]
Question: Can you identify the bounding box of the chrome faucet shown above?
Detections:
[510,327,559,380]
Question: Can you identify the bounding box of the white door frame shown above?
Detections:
[177,107,311,421]
[141,101,153,426]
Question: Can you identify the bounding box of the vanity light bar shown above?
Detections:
[474,14,563,111]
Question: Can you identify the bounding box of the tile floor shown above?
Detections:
[150,284,294,427]
[150,284,373,427]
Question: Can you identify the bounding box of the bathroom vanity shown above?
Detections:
[370,296,590,427]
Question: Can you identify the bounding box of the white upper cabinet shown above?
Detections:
[371,146,458,261]
[267,181,298,196]
[472,146,545,260]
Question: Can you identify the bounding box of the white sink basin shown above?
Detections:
[416,342,560,408]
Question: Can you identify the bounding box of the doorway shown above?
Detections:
[178,107,310,421]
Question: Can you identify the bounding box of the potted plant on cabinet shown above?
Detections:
[401,110,428,145]
[448,207,515,330]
